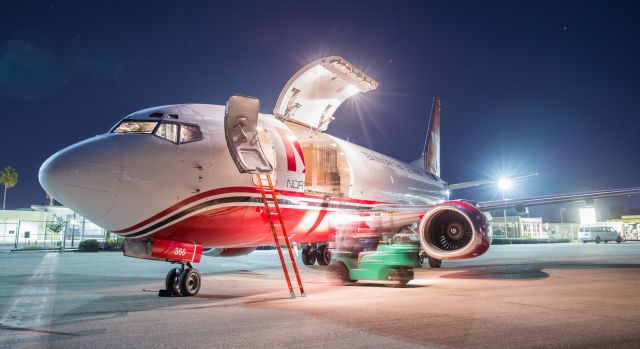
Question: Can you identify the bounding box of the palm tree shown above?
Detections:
[1,166,18,210]
[46,193,56,206]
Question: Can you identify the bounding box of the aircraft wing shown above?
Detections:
[447,179,495,191]
[475,187,640,211]
[447,173,538,191]
[332,186,640,232]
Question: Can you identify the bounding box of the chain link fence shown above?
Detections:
[543,223,579,240]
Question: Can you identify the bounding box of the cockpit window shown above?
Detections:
[111,119,203,144]
[180,124,203,144]
[155,122,179,143]
[112,121,158,134]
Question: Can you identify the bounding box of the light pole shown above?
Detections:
[498,178,512,238]
[560,207,565,224]
[502,192,508,238]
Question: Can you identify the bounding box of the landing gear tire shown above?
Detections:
[617,236,623,244]
[178,268,201,297]
[301,245,317,265]
[316,245,331,265]
[164,268,181,296]
[595,236,601,244]
[327,262,351,285]
[428,257,442,268]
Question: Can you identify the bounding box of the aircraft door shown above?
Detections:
[224,95,274,173]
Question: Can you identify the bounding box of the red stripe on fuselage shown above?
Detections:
[151,205,336,247]
[114,186,385,234]
[124,200,428,247]
[291,137,305,173]
[276,127,297,172]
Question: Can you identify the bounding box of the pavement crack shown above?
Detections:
[0,324,78,336]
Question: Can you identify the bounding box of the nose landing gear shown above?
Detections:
[159,263,202,297]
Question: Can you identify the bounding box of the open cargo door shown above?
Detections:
[274,56,379,132]
[224,95,273,173]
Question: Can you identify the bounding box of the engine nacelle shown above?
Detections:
[418,201,492,260]
[202,247,257,257]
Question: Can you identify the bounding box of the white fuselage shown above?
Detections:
[40,104,447,247]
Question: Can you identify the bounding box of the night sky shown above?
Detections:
[2,1,639,221]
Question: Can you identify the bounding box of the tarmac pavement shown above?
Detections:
[1,242,639,348]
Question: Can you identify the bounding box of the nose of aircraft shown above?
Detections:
[39,135,123,222]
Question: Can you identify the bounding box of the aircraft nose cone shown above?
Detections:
[39,135,123,221]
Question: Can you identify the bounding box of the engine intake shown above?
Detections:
[419,201,491,260]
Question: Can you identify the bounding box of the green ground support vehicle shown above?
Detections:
[327,242,421,286]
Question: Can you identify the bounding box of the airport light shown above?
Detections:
[497,177,512,191]
[579,207,597,225]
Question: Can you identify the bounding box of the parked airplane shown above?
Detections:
[39,56,640,296]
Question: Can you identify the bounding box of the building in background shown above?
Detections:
[491,216,545,238]
[607,215,640,240]
[0,205,107,250]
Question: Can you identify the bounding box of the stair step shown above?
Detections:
[256,173,306,297]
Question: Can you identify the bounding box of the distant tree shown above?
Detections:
[1,166,18,210]
[46,215,66,237]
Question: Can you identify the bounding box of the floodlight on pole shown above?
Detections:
[497,177,512,238]
[579,207,597,225]
[497,177,512,191]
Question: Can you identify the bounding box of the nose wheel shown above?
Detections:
[159,263,201,297]
[164,267,181,296]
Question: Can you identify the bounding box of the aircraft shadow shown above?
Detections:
[345,282,427,288]
[438,262,640,280]
[439,264,549,280]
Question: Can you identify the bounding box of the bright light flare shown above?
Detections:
[343,84,361,97]
[497,177,512,191]
[579,207,597,225]
[311,64,330,76]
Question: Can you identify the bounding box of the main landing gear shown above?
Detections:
[159,262,201,297]
[418,251,442,269]
[301,244,331,266]
[428,257,442,268]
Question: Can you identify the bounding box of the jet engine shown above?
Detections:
[418,201,492,260]
[202,247,257,257]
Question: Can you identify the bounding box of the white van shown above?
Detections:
[578,226,622,244]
